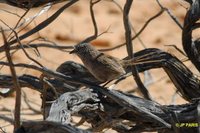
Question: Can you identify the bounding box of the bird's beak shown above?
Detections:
[69,48,76,54]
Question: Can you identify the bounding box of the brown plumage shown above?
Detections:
[70,43,136,82]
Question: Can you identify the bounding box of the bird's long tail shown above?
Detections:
[121,50,166,68]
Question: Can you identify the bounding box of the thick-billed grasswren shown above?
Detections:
[70,43,133,82]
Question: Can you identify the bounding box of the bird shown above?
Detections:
[69,43,135,82]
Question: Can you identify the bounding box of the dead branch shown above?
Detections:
[5,24,44,67]
[123,0,151,100]
[22,90,41,114]
[46,88,199,132]
[1,28,21,130]
[100,8,164,52]
[0,115,14,124]
[156,0,183,29]
[0,0,78,52]
[0,61,101,99]
[15,121,90,133]
[100,0,183,52]
[124,48,200,102]
[182,0,200,72]
[0,43,73,53]
[80,0,101,43]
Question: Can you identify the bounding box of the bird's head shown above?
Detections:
[69,43,95,55]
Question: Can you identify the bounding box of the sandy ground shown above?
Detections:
[0,0,196,132]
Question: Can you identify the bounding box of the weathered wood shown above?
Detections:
[46,89,199,132]
[182,0,200,72]
[126,48,200,102]
[15,121,90,133]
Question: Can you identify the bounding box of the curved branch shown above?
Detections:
[182,0,200,72]
[124,48,200,102]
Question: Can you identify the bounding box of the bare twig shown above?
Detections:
[0,115,13,124]
[7,9,30,40]
[0,8,22,18]
[81,0,101,43]
[17,4,52,35]
[123,0,151,100]
[0,20,41,66]
[40,74,48,120]
[109,0,153,89]
[104,0,182,54]
[0,127,6,133]
[156,0,183,29]
[165,44,187,57]
[22,90,41,114]
[0,0,78,52]
[100,9,164,52]
[40,76,59,120]
[6,24,44,67]
[1,28,21,130]
[0,43,73,53]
